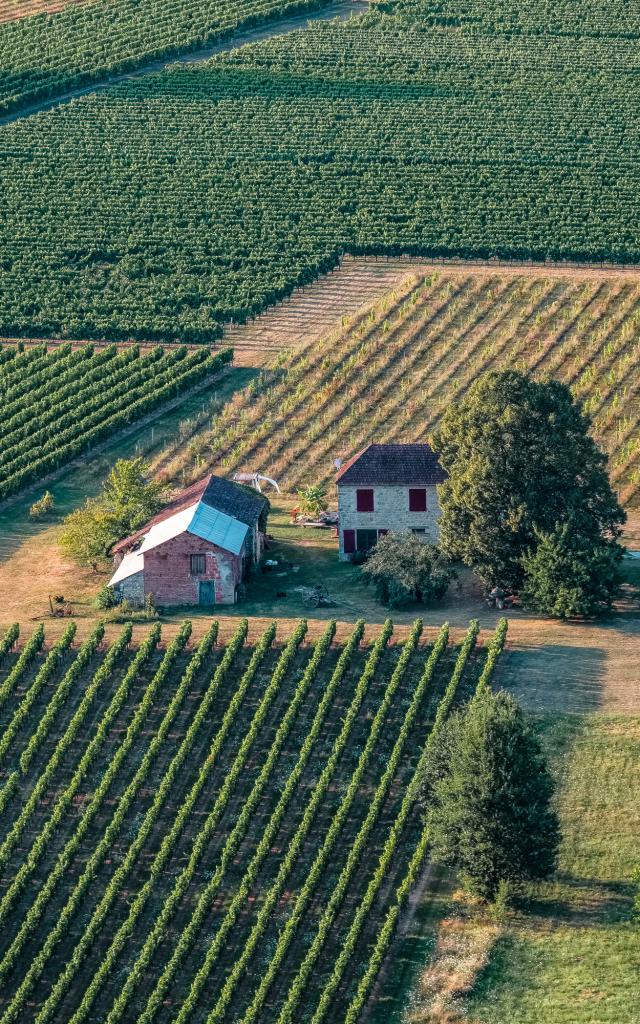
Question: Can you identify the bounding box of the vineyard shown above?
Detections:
[0,0,338,114]
[158,269,640,507]
[0,0,96,24]
[0,615,506,1023]
[1,1,640,341]
[0,342,232,501]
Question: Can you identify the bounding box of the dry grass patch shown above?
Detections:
[405,902,499,1024]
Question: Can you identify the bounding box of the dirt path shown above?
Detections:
[0,0,368,126]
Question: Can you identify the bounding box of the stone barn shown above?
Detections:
[336,443,446,560]
[109,474,268,606]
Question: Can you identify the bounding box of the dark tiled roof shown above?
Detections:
[201,475,267,526]
[336,444,446,486]
[113,474,266,554]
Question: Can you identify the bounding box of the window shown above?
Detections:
[356,488,374,512]
[409,488,427,512]
[412,528,426,535]
[356,529,378,552]
[190,553,206,575]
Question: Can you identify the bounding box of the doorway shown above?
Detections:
[198,580,215,605]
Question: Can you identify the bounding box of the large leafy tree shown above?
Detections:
[60,458,167,566]
[431,370,625,590]
[425,690,560,900]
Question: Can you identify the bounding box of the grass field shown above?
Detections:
[158,269,640,507]
[1,0,640,341]
[466,713,640,1024]
[0,615,502,1024]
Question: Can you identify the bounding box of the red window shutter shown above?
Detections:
[356,489,374,512]
[409,488,427,512]
[343,529,356,554]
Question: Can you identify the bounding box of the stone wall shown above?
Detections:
[143,531,241,605]
[337,484,441,559]
[116,570,145,607]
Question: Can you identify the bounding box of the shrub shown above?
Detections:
[296,485,328,519]
[94,585,117,610]
[361,532,453,607]
[425,689,560,901]
[521,523,624,618]
[29,491,55,520]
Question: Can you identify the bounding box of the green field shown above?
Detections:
[1,0,640,341]
[0,0,336,115]
[0,343,231,500]
[468,713,640,1024]
[0,616,504,1024]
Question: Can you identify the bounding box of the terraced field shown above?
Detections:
[0,616,505,1024]
[159,268,640,507]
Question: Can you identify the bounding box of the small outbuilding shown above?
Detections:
[109,474,268,606]
[336,443,446,560]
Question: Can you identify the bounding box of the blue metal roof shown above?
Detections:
[188,502,248,555]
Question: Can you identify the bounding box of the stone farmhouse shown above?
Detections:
[336,443,446,560]
[109,474,268,606]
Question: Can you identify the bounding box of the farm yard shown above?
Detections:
[1,0,640,341]
[0,614,501,1024]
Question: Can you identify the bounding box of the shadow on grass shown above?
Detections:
[500,644,609,714]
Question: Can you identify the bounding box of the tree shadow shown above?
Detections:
[500,643,608,714]
[515,874,635,926]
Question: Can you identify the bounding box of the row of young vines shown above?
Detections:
[0,615,507,1022]
[0,343,232,499]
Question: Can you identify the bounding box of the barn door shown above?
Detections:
[199,580,215,605]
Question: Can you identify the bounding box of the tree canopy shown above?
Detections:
[425,689,560,900]
[521,523,624,618]
[60,458,167,566]
[431,370,625,592]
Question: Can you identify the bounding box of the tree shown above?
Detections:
[521,523,623,618]
[361,532,453,607]
[431,370,625,591]
[425,690,560,900]
[60,458,167,566]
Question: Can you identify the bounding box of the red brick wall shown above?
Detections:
[143,531,242,606]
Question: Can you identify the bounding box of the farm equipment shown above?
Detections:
[232,472,280,494]
[484,587,518,610]
[49,595,73,617]
[294,583,332,608]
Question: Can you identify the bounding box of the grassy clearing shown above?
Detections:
[466,713,640,1024]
